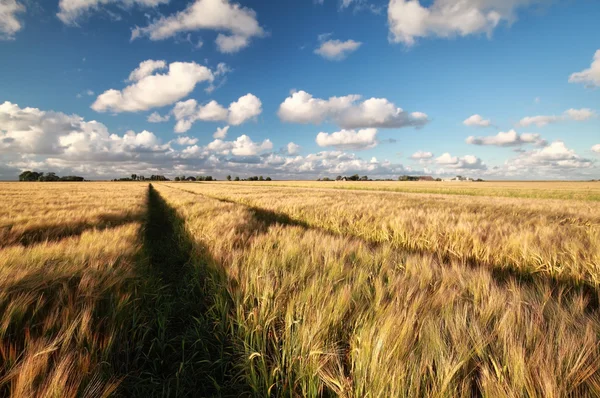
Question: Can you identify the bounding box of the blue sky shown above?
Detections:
[0,0,598,180]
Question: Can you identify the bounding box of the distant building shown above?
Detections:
[445,175,475,182]
[419,176,434,181]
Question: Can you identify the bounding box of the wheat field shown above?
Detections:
[1,181,600,397]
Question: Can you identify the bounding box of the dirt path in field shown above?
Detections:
[119,184,242,397]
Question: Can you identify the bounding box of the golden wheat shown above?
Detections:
[155,182,600,396]
[1,181,599,397]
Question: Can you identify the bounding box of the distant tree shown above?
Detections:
[131,174,137,181]
[234,176,240,181]
[259,176,264,181]
[348,174,360,181]
[336,175,342,181]
[19,171,41,181]
[322,177,331,181]
[175,176,180,181]
[266,177,272,181]
[187,176,197,181]
[39,172,60,182]
[226,175,232,181]
[360,175,368,181]
[59,176,84,181]
[205,176,213,181]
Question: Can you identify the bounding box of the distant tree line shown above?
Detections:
[317,175,370,181]
[112,174,169,181]
[223,175,272,181]
[19,171,85,182]
[174,176,215,181]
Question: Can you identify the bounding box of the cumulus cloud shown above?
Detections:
[1,100,403,179]
[463,114,491,127]
[316,128,378,150]
[278,90,429,129]
[466,129,546,147]
[388,0,540,46]
[173,94,261,133]
[57,0,168,25]
[213,125,229,139]
[410,150,433,161]
[131,0,265,53]
[564,108,596,121]
[147,111,170,123]
[184,135,272,157]
[569,50,600,89]
[436,152,486,170]
[315,38,362,61]
[228,93,263,125]
[505,141,593,174]
[92,60,214,113]
[287,142,300,155]
[174,136,198,146]
[128,59,167,82]
[0,0,25,40]
[518,108,596,127]
[592,144,600,154]
[0,101,170,160]
[5,100,595,181]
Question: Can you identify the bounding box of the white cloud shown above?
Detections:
[131,0,265,53]
[316,128,378,150]
[0,0,25,40]
[569,50,600,89]
[213,125,229,139]
[128,59,167,82]
[410,150,433,160]
[518,108,596,127]
[388,0,539,46]
[57,0,168,25]
[172,93,262,133]
[0,101,170,159]
[278,90,429,129]
[228,93,262,125]
[3,100,595,181]
[287,142,300,155]
[504,141,594,175]
[185,135,272,157]
[436,152,486,170]
[215,33,249,53]
[591,144,600,154]
[463,114,491,127]
[466,129,545,147]
[92,60,214,113]
[315,39,362,61]
[147,111,170,123]
[564,108,596,121]
[175,136,198,146]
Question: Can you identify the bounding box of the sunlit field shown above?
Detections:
[208,180,600,201]
[1,181,600,397]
